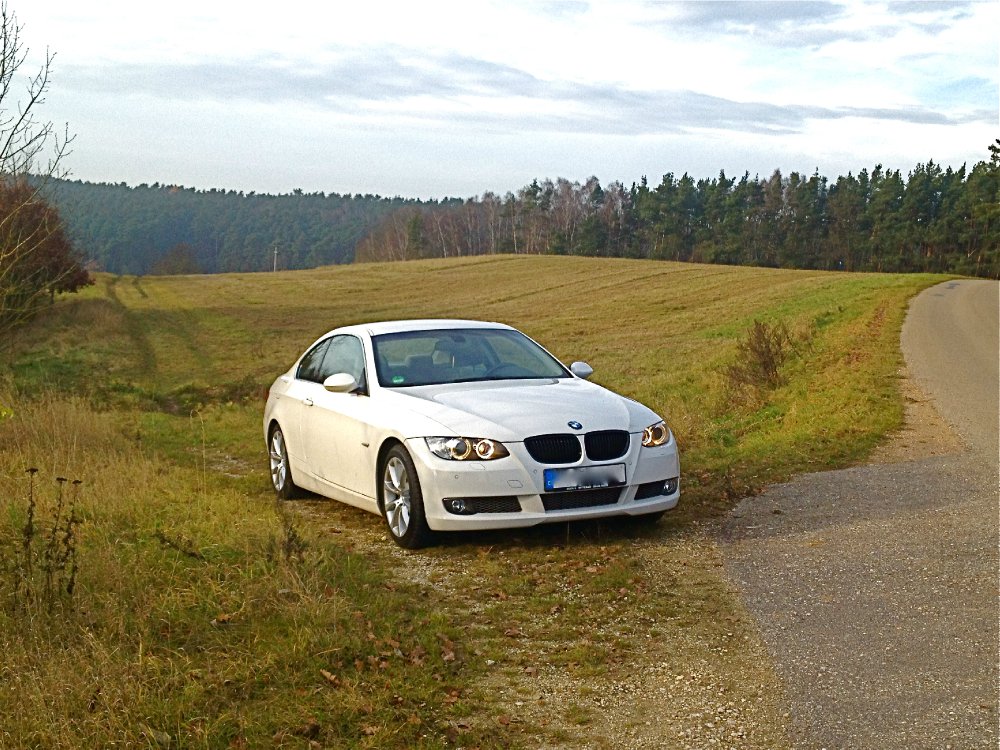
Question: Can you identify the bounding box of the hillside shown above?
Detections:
[45,177,434,275]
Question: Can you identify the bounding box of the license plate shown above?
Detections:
[544,464,626,492]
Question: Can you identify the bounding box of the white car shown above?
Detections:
[263,320,680,548]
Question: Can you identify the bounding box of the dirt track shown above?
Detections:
[720,280,999,748]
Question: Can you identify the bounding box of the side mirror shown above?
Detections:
[570,361,594,380]
[323,373,359,393]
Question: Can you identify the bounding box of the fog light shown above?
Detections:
[444,498,468,514]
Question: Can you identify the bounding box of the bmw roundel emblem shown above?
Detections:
[568,421,583,430]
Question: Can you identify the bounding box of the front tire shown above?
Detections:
[269,425,302,500]
[380,445,431,549]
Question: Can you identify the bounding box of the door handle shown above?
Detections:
[304,398,314,407]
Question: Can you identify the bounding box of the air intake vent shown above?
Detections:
[443,496,522,515]
[541,487,622,511]
[584,430,630,461]
[524,434,581,464]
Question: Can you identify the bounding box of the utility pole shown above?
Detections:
[272,243,278,272]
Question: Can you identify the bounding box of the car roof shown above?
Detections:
[332,319,514,338]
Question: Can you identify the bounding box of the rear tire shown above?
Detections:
[269,425,303,500]
[379,445,432,549]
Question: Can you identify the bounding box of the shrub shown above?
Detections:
[725,319,793,392]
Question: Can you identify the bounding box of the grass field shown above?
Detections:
[0,256,941,747]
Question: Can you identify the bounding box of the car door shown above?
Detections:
[299,334,375,498]
[279,337,331,471]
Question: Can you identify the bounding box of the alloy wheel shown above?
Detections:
[383,456,411,538]
[270,429,288,491]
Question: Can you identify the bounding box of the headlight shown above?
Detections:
[641,421,672,447]
[426,437,510,461]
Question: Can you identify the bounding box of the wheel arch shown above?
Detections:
[266,418,281,442]
[374,437,405,512]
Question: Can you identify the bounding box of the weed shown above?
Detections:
[152,528,205,560]
[3,469,82,614]
[270,503,308,565]
[724,319,794,396]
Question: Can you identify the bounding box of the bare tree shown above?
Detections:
[0,0,75,183]
[0,0,86,346]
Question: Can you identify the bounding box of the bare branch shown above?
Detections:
[0,1,87,348]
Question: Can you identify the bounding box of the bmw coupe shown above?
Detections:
[264,320,680,548]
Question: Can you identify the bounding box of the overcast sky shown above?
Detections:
[18,0,999,198]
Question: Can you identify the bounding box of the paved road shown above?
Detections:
[720,280,999,749]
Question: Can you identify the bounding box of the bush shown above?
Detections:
[725,319,793,392]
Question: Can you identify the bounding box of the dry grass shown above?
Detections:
[0,399,480,748]
[0,256,944,747]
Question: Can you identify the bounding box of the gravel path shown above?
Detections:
[719,279,999,749]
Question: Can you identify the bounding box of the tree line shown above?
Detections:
[357,142,1000,279]
[47,180,426,275]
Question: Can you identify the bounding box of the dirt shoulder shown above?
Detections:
[866,367,965,464]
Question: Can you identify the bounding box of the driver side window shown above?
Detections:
[319,335,367,389]
[296,339,331,383]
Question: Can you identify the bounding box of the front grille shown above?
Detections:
[541,487,622,511]
[524,434,581,464]
[584,430,630,461]
[443,496,522,515]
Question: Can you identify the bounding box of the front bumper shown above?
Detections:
[405,434,680,531]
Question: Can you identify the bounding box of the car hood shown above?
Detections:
[387,378,659,441]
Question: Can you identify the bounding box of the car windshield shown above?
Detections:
[372,328,570,387]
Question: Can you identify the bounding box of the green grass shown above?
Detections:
[0,255,943,747]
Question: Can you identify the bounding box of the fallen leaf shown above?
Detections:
[139,724,172,747]
[319,669,340,687]
[294,719,321,739]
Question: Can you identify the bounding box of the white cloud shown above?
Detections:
[17,0,999,197]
